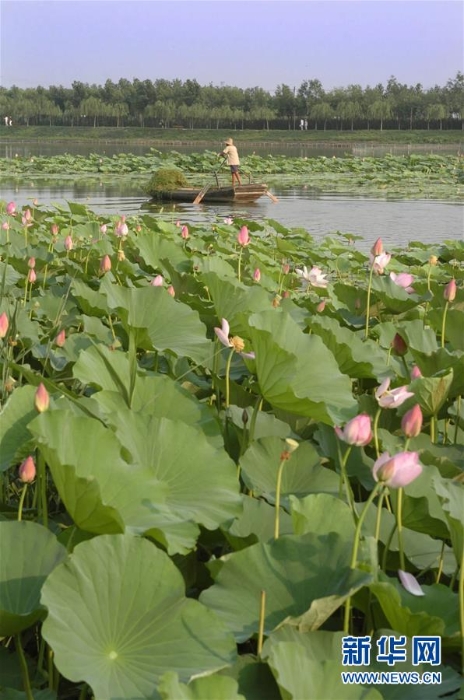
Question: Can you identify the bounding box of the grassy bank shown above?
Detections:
[0,125,462,145]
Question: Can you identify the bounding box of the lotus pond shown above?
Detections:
[0,198,463,700]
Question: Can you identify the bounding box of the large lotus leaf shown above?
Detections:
[71,278,108,316]
[433,477,464,564]
[226,405,292,440]
[240,436,339,507]
[409,348,464,398]
[101,281,214,367]
[428,308,464,351]
[248,310,357,425]
[0,691,56,700]
[218,655,281,700]
[407,370,454,417]
[290,494,356,540]
[0,522,66,636]
[370,275,419,312]
[31,408,241,554]
[307,315,390,379]
[73,343,135,402]
[159,672,245,700]
[400,465,451,540]
[223,495,293,549]
[135,229,190,272]
[370,574,459,640]
[265,642,382,700]
[41,534,236,700]
[200,532,371,642]
[0,385,37,473]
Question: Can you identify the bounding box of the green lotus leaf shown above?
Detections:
[72,278,108,316]
[0,690,56,700]
[248,310,357,425]
[433,477,464,564]
[41,534,236,700]
[408,370,454,417]
[370,276,419,312]
[200,532,371,642]
[202,271,271,336]
[290,494,356,540]
[218,655,281,700]
[159,672,245,700]
[135,229,190,273]
[223,495,293,549]
[0,521,66,636]
[409,349,464,398]
[0,385,38,473]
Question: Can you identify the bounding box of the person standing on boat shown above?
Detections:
[219,138,242,186]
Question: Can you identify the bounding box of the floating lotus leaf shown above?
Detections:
[0,385,37,473]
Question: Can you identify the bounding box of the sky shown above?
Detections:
[0,0,462,93]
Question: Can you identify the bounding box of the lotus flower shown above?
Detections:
[444,279,456,302]
[237,226,250,246]
[27,268,37,284]
[100,224,107,235]
[335,413,372,446]
[115,217,128,237]
[316,300,326,312]
[295,265,328,289]
[282,263,290,274]
[54,329,66,347]
[370,237,383,256]
[390,272,415,294]
[19,456,36,483]
[64,235,73,251]
[0,312,9,338]
[214,318,255,359]
[99,255,112,274]
[372,451,422,488]
[167,285,175,297]
[253,268,261,282]
[410,365,422,380]
[375,378,414,409]
[223,217,233,225]
[398,570,424,596]
[401,404,423,439]
[34,383,50,413]
[181,225,189,239]
[370,252,391,274]
[51,223,59,236]
[150,275,164,287]
[2,221,9,231]
[28,257,36,269]
[6,201,16,215]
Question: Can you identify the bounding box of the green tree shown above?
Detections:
[309,102,333,130]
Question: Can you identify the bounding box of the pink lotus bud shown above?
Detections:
[370,238,383,256]
[175,220,181,227]
[28,268,37,284]
[32,199,38,206]
[151,275,164,287]
[51,223,59,236]
[100,224,107,235]
[115,218,128,237]
[24,208,32,222]
[34,383,50,413]
[401,404,423,439]
[19,456,36,483]
[375,378,414,409]
[100,255,112,274]
[64,235,73,251]
[282,290,290,299]
[0,312,9,338]
[410,365,422,380]
[223,217,233,225]
[6,201,16,215]
[135,225,142,233]
[167,285,175,297]
[253,268,261,282]
[316,300,326,313]
[373,451,422,489]
[237,226,250,246]
[54,329,66,347]
[27,257,36,269]
[392,333,408,356]
[282,263,290,275]
[2,221,9,230]
[398,570,424,596]
[444,279,456,302]
[335,413,372,447]
[181,225,189,239]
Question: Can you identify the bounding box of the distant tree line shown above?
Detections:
[0,73,462,131]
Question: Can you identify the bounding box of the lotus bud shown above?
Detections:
[370,237,383,256]
[167,285,175,297]
[372,451,422,489]
[282,263,290,274]
[2,221,9,230]
[282,291,290,299]
[181,225,189,240]
[428,254,438,266]
[136,225,142,233]
[19,456,36,483]
[51,223,59,236]
[0,312,9,338]
[151,275,164,287]
[280,437,299,461]
[24,208,32,222]
[335,413,372,446]
[34,383,50,413]
[253,268,261,282]
[242,409,249,425]
[6,201,16,215]
[410,365,422,380]
[28,268,37,284]
[54,329,66,347]
[443,279,456,302]
[392,333,408,356]
[401,404,423,439]
[237,226,250,246]
[27,257,35,269]
[100,224,107,235]
[100,255,112,274]
[33,199,39,206]
[316,300,326,312]
[64,235,73,251]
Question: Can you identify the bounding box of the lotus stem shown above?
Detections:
[454,395,461,445]
[274,458,288,540]
[17,483,28,521]
[459,546,464,675]
[23,279,28,307]
[364,264,374,340]
[373,408,381,457]
[225,348,234,408]
[395,487,406,571]
[16,634,34,700]
[382,517,397,572]
[248,394,263,446]
[257,589,266,657]
[441,300,449,348]
[237,247,244,283]
[38,453,48,528]
[374,488,386,545]
[435,540,445,584]
[339,445,356,518]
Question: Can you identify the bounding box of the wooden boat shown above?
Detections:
[151,183,269,204]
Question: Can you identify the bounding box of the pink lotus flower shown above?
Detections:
[444,279,456,302]
[34,383,50,413]
[27,257,35,269]
[282,263,290,275]
[175,220,181,227]
[51,223,59,236]
[2,221,9,231]
[215,318,232,348]
[115,216,128,237]
[295,265,328,289]
[410,365,422,380]
[398,570,425,596]
[167,285,175,297]
[370,237,383,256]
[335,413,372,446]
[316,300,326,312]
[64,235,73,251]
[401,404,423,439]
[372,451,422,488]
[100,224,107,235]
[150,275,164,287]
[28,268,37,284]
[390,272,415,294]
[54,329,66,347]
[99,255,112,274]
[19,456,36,483]
[237,226,250,246]
[253,268,261,282]
[223,217,233,225]
[370,252,391,274]
[181,225,189,240]
[23,208,32,222]
[375,378,414,409]
[6,201,16,215]
[0,312,9,338]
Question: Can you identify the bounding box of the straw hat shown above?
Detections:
[224,138,234,145]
